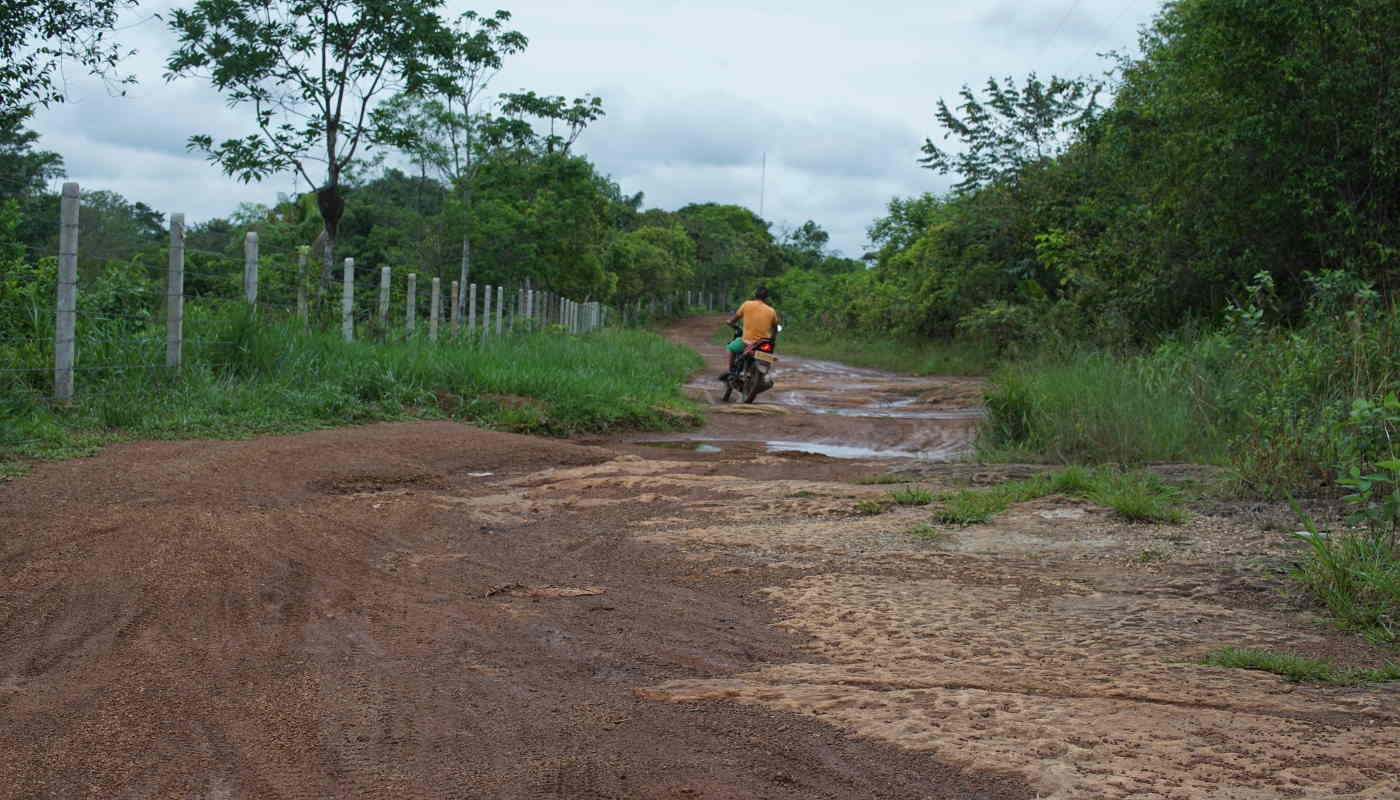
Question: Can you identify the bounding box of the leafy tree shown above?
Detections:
[165,0,460,310]
[0,108,63,198]
[920,73,1100,193]
[675,203,778,297]
[607,223,695,308]
[0,0,135,110]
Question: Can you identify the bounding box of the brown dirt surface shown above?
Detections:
[3,316,1397,799]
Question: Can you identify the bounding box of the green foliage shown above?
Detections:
[930,467,1186,526]
[1293,462,1400,643]
[920,73,1101,193]
[888,486,934,506]
[1,307,704,472]
[0,0,134,110]
[853,498,890,516]
[1201,647,1400,685]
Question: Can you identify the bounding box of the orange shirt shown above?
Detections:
[736,299,778,342]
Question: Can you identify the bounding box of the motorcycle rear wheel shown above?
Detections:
[742,366,763,403]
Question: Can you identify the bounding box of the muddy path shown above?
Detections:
[2,317,1397,799]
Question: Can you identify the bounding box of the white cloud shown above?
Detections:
[25,0,1161,255]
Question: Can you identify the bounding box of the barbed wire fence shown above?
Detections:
[3,182,719,410]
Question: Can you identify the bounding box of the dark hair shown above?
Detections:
[754,286,769,300]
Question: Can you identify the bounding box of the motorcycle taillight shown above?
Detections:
[758,341,774,352]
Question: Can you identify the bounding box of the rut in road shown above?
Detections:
[1,315,1396,799]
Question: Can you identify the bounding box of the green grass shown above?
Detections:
[930,467,1187,526]
[1200,647,1400,685]
[854,498,891,515]
[780,331,996,376]
[979,351,1226,466]
[888,486,934,506]
[908,523,945,543]
[1290,513,1400,643]
[1,309,704,473]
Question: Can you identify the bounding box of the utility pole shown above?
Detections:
[759,152,766,218]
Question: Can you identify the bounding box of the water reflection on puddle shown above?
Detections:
[634,438,954,461]
[762,440,950,461]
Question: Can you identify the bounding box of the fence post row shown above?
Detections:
[53,182,79,401]
[166,213,185,368]
[243,231,258,306]
[341,257,354,342]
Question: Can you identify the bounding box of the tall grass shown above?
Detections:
[2,306,703,469]
[980,288,1400,493]
[980,351,1223,465]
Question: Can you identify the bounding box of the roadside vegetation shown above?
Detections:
[929,467,1186,527]
[2,310,702,473]
[1200,647,1400,686]
[766,0,1400,642]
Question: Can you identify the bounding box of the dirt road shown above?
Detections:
[2,316,1396,799]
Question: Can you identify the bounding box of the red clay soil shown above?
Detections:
[0,423,1030,799]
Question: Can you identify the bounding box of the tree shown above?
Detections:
[381,12,603,317]
[607,224,695,307]
[0,0,135,110]
[675,203,778,296]
[165,0,459,310]
[0,108,63,198]
[920,73,1100,193]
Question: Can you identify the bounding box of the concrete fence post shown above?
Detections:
[377,267,391,330]
[296,246,309,322]
[468,283,477,338]
[406,273,417,336]
[481,283,492,340]
[495,285,504,336]
[243,231,259,306]
[430,278,441,342]
[341,257,354,341]
[166,212,185,368]
[53,182,79,401]
[450,281,460,337]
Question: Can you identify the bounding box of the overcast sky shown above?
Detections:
[30,0,1164,257]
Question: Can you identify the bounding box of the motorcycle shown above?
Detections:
[722,322,781,404]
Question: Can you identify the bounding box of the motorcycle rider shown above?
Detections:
[720,286,780,380]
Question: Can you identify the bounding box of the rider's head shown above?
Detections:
[754,286,769,301]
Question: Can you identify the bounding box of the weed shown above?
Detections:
[1200,647,1400,685]
[888,486,934,506]
[908,524,944,543]
[854,498,890,516]
[930,467,1187,526]
[787,490,818,499]
[932,489,1006,525]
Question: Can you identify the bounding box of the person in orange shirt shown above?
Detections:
[721,286,780,379]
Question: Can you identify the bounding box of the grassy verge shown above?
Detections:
[779,330,996,376]
[931,466,1187,525]
[1,310,703,473]
[1200,647,1400,685]
[979,351,1227,467]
